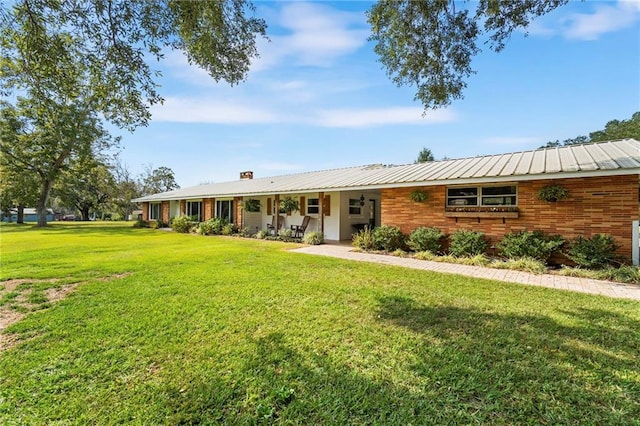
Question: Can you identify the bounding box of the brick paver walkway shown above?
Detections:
[292,244,640,301]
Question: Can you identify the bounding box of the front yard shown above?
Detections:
[1,223,638,424]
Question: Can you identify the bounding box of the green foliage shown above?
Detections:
[222,223,238,236]
[497,230,564,263]
[279,196,299,214]
[536,185,569,202]
[277,228,296,242]
[408,227,443,253]
[415,147,434,163]
[566,234,621,269]
[492,257,547,274]
[409,190,429,203]
[558,265,640,284]
[198,218,228,236]
[140,166,180,196]
[352,226,377,251]
[171,215,192,233]
[449,230,488,257]
[242,198,261,213]
[373,226,407,252]
[367,0,568,110]
[132,219,150,228]
[542,111,639,147]
[1,1,267,130]
[255,229,267,239]
[303,231,324,245]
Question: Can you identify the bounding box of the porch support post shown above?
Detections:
[274,194,280,230]
[633,220,639,266]
[318,191,324,233]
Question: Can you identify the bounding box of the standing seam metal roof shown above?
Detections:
[134,139,640,202]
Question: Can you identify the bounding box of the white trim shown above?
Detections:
[633,220,639,266]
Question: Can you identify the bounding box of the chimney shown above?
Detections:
[240,171,253,180]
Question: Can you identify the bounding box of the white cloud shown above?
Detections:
[151,97,282,124]
[251,2,368,71]
[313,107,457,128]
[150,97,456,128]
[563,1,640,40]
[524,1,640,40]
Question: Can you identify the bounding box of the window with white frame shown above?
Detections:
[186,201,202,221]
[149,203,161,220]
[216,200,234,222]
[349,198,363,216]
[446,185,517,207]
[307,198,319,214]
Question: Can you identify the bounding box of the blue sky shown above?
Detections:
[112,0,640,187]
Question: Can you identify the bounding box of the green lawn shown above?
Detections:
[1,223,639,424]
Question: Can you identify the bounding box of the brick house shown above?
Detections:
[134,139,640,263]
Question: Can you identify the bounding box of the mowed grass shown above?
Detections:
[1,223,639,424]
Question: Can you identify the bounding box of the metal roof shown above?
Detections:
[134,139,640,202]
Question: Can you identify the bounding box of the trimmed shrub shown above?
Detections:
[449,230,488,257]
[171,215,192,233]
[352,226,376,251]
[278,228,297,242]
[408,227,443,253]
[566,234,621,269]
[373,226,407,252]
[133,219,150,228]
[303,231,324,245]
[497,230,564,263]
[221,223,238,235]
[492,257,547,274]
[198,218,227,235]
[255,230,267,239]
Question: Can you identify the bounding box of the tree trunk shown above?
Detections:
[81,207,90,221]
[17,204,24,224]
[37,179,53,227]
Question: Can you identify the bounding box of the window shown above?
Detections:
[149,203,161,220]
[216,200,234,222]
[187,201,202,221]
[349,198,362,216]
[307,198,319,214]
[447,185,517,207]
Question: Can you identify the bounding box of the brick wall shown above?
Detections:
[381,174,639,261]
[203,198,214,221]
[141,202,149,221]
[161,201,170,223]
[234,197,243,228]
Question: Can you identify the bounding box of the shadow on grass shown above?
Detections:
[0,222,157,237]
[161,299,639,424]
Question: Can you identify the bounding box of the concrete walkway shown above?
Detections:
[292,244,640,301]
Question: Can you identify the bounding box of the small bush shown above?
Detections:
[566,234,621,269]
[222,223,238,236]
[303,231,324,245]
[449,230,488,257]
[278,228,297,242]
[557,265,640,283]
[414,251,437,261]
[352,226,376,251]
[171,215,192,233]
[497,230,564,263]
[373,226,406,252]
[408,227,443,253]
[255,230,267,239]
[198,218,227,235]
[391,249,408,257]
[492,257,547,274]
[133,219,150,228]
